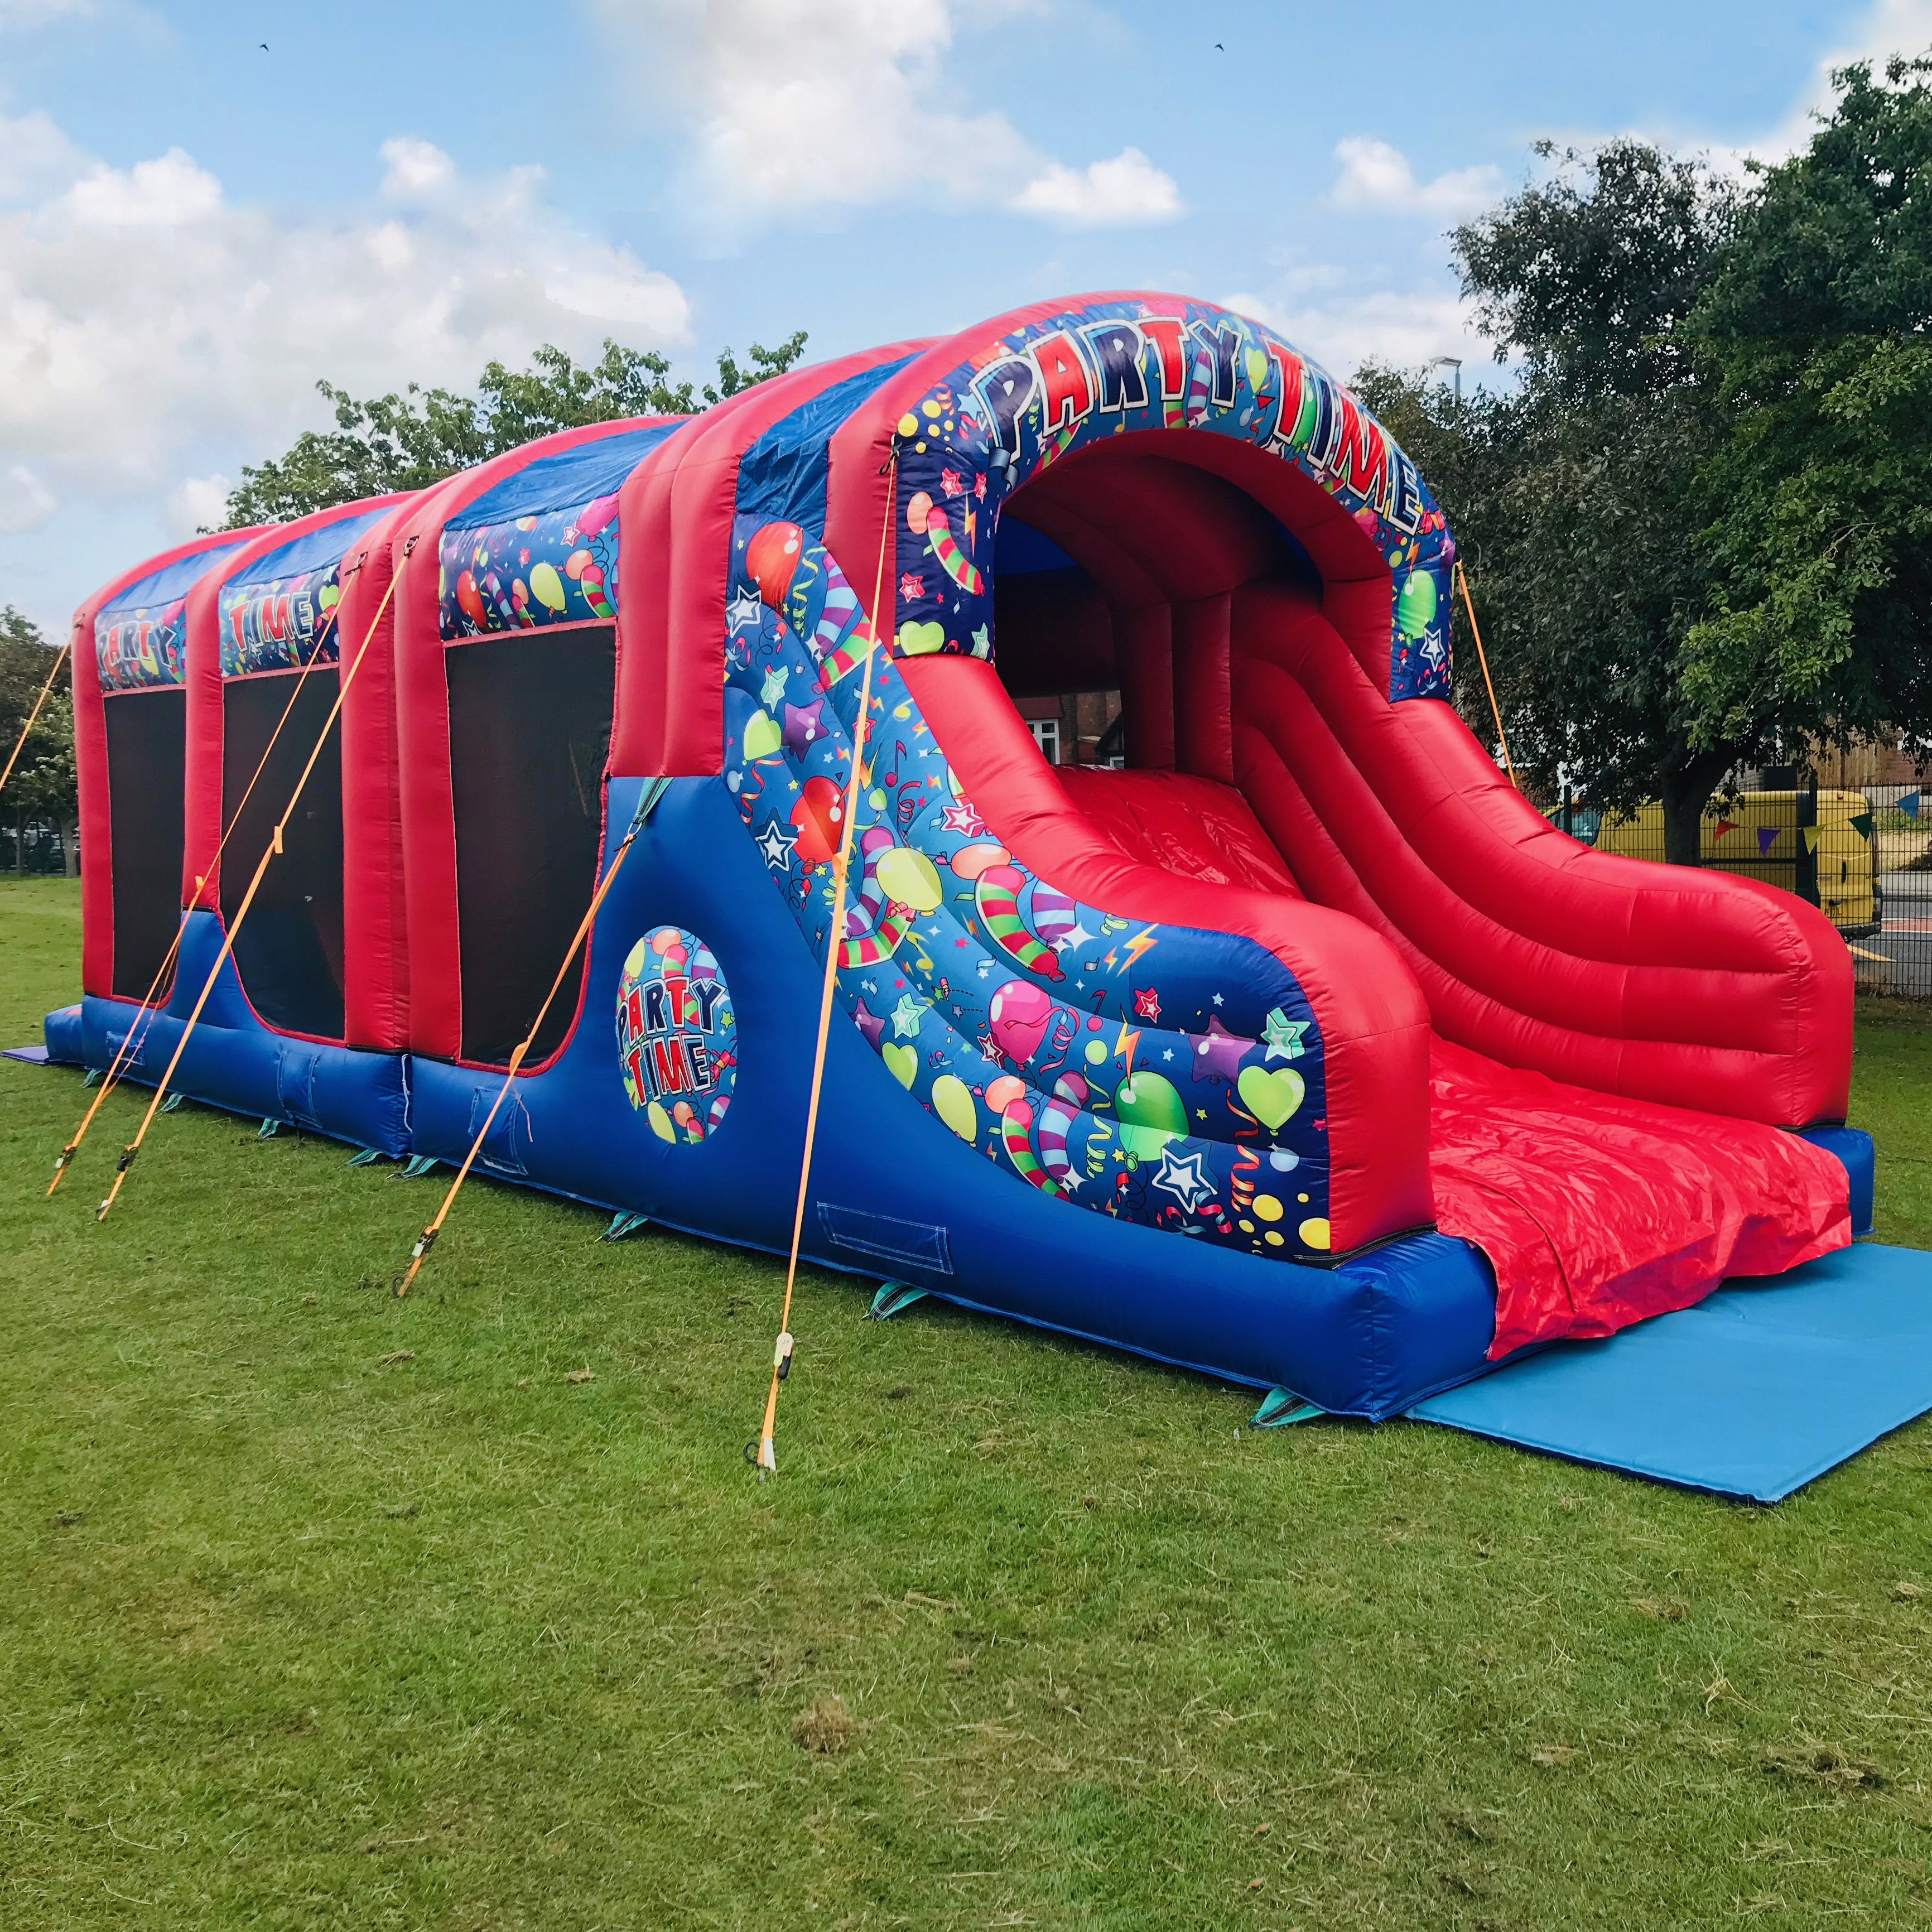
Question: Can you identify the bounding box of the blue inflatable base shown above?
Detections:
[43,1001,83,1064]
[1800,1124,1875,1236]
[1409,1242,1932,1501]
[64,912,410,1156]
[26,786,1883,1425]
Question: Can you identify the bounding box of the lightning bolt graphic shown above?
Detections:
[1119,928,1159,972]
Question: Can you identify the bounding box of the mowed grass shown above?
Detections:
[3,875,1932,1930]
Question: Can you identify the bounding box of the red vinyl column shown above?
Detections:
[337,497,422,1051]
[611,341,931,778]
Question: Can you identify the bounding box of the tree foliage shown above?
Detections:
[1683,55,1932,764]
[1362,141,1747,861]
[0,605,76,836]
[222,331,810,528]
[1367,69,1932,866]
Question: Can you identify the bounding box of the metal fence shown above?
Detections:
[1557,779,1931,1002]
[1,817,73,876]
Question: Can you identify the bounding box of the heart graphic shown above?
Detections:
[896,620,947,656]
[883,1043,919,1089]
[1238,1063,1305,1132]
[742,709,783,759]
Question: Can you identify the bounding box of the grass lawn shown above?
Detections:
[4,874,1932,1930]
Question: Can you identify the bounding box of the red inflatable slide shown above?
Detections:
[880,361,1854,1358]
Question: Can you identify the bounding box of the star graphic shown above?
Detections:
[757,817,797,872]
[1263,1007,1310,1063]
[783,700,826,757]
[1151,1145,1215,1213]
[1133,986,1162,1023]
[852,999,885,1051]
[892,993,929,1038]
[727,586,765,634]
[760,663,789,706]
[1188,1015,1253,1083]
[1051,919,1095,955]
[939,799,986,837]
[1211,991,1225,1006]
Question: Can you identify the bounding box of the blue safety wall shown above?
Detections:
[73,911,410,1154]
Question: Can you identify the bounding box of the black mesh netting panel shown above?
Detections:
[446,626,615,1066]
[221,674,345,1039]
[103,687,186,1000]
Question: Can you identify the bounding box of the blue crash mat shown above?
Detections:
[1409,1244,1932,1501]
[1,1045,49,1064]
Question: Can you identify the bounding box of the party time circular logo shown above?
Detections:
[615,927,736,1144]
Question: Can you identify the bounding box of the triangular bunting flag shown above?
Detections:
[1802,825,1820,854]
[1851,812,1874,840]
[1714,820,1737,839]
[1757,826,1780,856]
[1901,791,1921,821]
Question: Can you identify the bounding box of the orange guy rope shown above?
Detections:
[753,447,900,1477]
[392,773,672,1298]
[50,592,355,1193]
[93,552,409,1222]
[0,640,69,798]
[1455,560,1517,790]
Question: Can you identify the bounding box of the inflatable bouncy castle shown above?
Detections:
[51,295,1874,1417]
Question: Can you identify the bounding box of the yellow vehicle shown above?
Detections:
[1591,790,1878,934]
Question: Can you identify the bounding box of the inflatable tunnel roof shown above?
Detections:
[607,296,1451,778]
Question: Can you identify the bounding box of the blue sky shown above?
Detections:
[0,0,1924,632]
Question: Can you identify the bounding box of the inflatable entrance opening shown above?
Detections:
[103,682,185,999]
[446,625,613,1064]
[91,537,254,999]
[52,292,1873,1419]
[200,502,407,1042]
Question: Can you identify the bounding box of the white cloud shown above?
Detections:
[168,474,230,537]
[0,110,81,200]
[1332,137,1502,219]
[1748,0,1932,156]
[1226,280,1485,381]
[595,0,1181,228]
[378,136,457,199]
[1010,147,1182,228]
[0,124,692,532]
[1536,1,1932,177]
[0,460,56,532]
[59,148,222,228]
[0,0,93,25]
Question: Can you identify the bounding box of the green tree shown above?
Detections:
[1683,54,1932,771]
[1361,141,1752,863]
[223,331,811,528]
[0,607,77,874]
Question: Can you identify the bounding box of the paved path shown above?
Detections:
[1863,871,1932,996]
